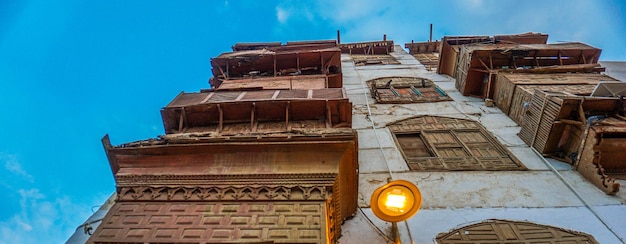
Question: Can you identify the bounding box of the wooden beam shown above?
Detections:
[468,68,490,73]
[285,101,290,131]
[574,126,590,169]
[450,130,473,156]
[296,52,300,73]
[578,102,586,125]
[320,52,325,74]
[250,103,257,132]
[178,108,186,132]
[322,51,339,73]
[512,55,518,69]
[531,95,550,147]
[420,131,440,156]
[478,58,490,70]
[558,119,583,125]
[326,100,332,128]
[217,104,223,133]
[485,73,494,99]
[200,93,214,104]
[235,92,246,101]
[580,50,587,64]
[216,62,228,80]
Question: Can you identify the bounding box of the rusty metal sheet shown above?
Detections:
[436,219,598,243]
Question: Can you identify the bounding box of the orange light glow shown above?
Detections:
[370,180,422,222]
[385,189,407,211]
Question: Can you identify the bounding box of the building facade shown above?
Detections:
[70,34,626,244]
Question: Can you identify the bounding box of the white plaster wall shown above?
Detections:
[341,47,626,244]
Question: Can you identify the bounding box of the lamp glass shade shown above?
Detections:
[370,180,421,222]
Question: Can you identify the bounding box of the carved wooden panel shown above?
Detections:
[117,185,331,202]
[368,77,452,104]
[436,219,598,244]
[412,53,439,71]
[340,40,393,54]
[390,116,525,171]
[89,201,330,244]
[351,54,400,65]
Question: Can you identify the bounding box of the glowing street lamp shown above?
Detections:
[370,180,422,243]
[371,180,421,222]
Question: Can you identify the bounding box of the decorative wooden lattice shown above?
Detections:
[436,219,598,244]
[89,201,333,244]
[368,77,451,104]
[351,54,400,66]
[389,116,525,171]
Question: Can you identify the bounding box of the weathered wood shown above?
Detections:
[451,42,602,98]
[217,104,223,133]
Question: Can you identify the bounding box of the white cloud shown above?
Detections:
[0,153,112,244]
[0,187,108,244]
[276,7,289,24]
[2,153,33,182]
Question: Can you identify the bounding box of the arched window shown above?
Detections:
[389,116,525,171]
[436,219,598,243]
[368,77,452,103]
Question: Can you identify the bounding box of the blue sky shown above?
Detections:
[0,0,624,243]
